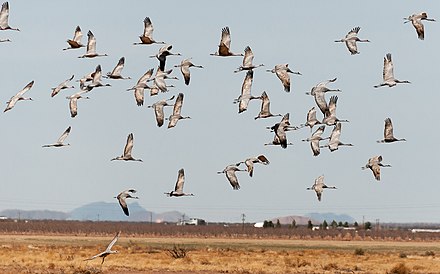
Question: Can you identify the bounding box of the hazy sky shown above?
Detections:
[0,1,439,224]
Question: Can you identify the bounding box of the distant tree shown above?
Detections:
[289,219,296,229]
[354,221,359,227]
[275,219,281,228]
[338,221,343,227]
[263,220,274,228]
[307,220,313,230]
[364,221,372,230]
[331,220,338,228]
[343,221,349,227]
[322,220,328,229]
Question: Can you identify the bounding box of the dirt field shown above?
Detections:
[1,234,439,273]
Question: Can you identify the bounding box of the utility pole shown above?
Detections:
[150,212,153,226]
[97,214,100,222]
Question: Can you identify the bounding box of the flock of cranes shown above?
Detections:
[0,1,436,265]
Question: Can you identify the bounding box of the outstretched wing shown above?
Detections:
[57,126,71,143]
[123,133,134,157]
[105,231,121,251]
[172,93,184,116]
[175,168,185,192]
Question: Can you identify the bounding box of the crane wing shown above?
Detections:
[123,133,134,157]
[175,168,185,192]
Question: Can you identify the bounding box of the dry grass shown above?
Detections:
[0,234,439,273]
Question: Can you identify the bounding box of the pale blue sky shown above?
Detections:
[0,1,439,223]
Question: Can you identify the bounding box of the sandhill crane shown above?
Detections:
[305,78,341,96]
[134,17,166,45]
[404,12,436,40]
[234,46,264,73]
[147,67,178,93]
[320,122,353,152]
[63,26,84,50]
[302,125,327,156]
[167,93,190,129]
[322,95,349,126]
[165,168,194,197]
[0,2,19,31]
[104,57,131,80]
[66,90,90,118]
[111,133,143,162]
[217,163,246,190]
[147,95,175,127]
[85,65,111,91]
[84,231,120,266]
[114,189,138,216]
[254,91,282,120]
[267,64,301,93]
[210,26,243,57]
[78,30,108,58]
[334,27,370,55]
[362,155,391,181]
[299,107,322,132]
[377,118,406,143]
[264,134,293,147]
[42,126,71,148]
[374,53,410,88]
[238,155,270,177]
[150,44,181,71]
[0,38,10,42]
[306,175,337,201]
[4,80,34,112]
[126,68,154,106]
[233,70,260,113]
[266,113,293,149]
[174,58,203,85]
[51,75,74,97]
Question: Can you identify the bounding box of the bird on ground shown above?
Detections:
[0,38,10,42]
[305,78,341,96]
[302,125,327,156]
[147,95,175,127]
[4,80,34,112]
[210,26,243,57]
[377,118,406,143]
[267,64,301,92]
[217,163,246,190]
[374,53,410,88]
[254,91,282,120]
[114,189,138,216]
[133,17,165,45]
[233,70,260,113]
[404,12,436,40]
[51,75,74,97]
[234,46,264,73]
[362,155,391,181]
[150,44,181,71]
[0,2,19,31]
[111,133,143,162]
[84,231,120,266]
[164,168,194,197]
[66,90,90,118]
[42,126,71,148]
[126,68,154,106]
[238,155,270,177]
[299,107,322,132]
[84,65,111,91]
[334,27,370,55]
[306,175,337,201]
[321,96,349,126]
[174,58,203,85]
[167,93,190,128]
[63,26,84,50]
[320,122,353,152]
[104,57,131,80]
[78,30,108,58]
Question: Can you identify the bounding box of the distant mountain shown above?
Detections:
[305,212,355,223]
[0,202,186,222]
[0,209,69,220]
